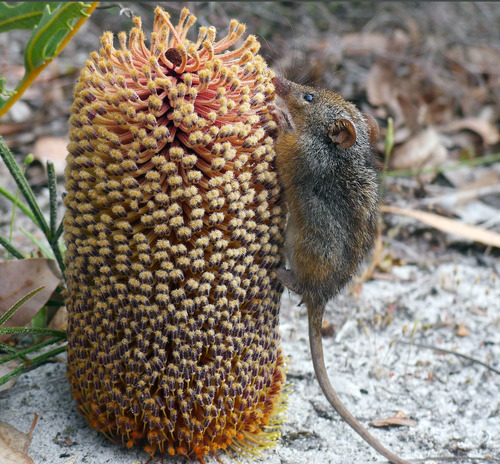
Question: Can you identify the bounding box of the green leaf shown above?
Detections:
[24,2,91,72]
[0,2,61,32]
[0,77,15,98]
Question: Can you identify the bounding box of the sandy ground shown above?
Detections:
[1,250,499,464]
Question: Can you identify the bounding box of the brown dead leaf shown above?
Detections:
[389,127,448,171]
[439,118,500,146]
[0,122,33,137]
[48,306,68,332]
[456,323,469,337]
[0,258,62,342]
[340,32,390,56]
[32,136,69,177]
[0,415,37,464]
[366,61,397,108]
[369,411,416,428]
[382,205,500,248]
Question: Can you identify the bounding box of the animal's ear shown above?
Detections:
[362,113,380,144]
[329,118,356,148]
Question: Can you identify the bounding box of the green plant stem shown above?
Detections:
[0,186,37,223]
[383,152,500,178]
[0,336,62,365]
[54,219,65,242]
[0,327,66,337]
[47,161,58,236]
[51,239,66,276]
[0,344,66,387]
[47,161,57,237]
[0,235,25,259]
[46,161,66,274]
[0,137,49,235]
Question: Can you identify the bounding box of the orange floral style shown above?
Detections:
[63,6,287,462]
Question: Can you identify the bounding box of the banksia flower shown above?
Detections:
[63,6,286,462]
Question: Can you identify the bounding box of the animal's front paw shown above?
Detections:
[275,268,301,294]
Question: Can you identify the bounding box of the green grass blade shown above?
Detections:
[0,235,25,259]
[0,344,66,387]
[0,137,49,235]
[7,154,34,260]
[0,341,28,362]
[0,286,44,326]
[0,327,66,338]
[0,187,37,223]
[20,227,55,259]
[0,337,61,365]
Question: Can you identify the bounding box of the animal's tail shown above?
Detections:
[308,308,412,464]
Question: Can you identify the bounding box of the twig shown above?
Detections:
[383,152,500,178]
[397,340,500,375]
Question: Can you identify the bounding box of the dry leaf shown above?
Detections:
[32,136,69,177]
[0,258,62,342]
[340,32,390,56]
[60,458,77,464]
[0,360,22,392]
[0,416,37,464]
[382,205,500,248]
[389,127,448,171]
[0,122,33,137]
[456,323,469,337]
[369,411,417,428]
[366,61,397,108]
[439,118,500,145]
[47,306,68,332]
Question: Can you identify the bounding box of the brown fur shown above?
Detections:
[273,76,411,464]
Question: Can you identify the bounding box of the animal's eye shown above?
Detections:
[303,93,314,102]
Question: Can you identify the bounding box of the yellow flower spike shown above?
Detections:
[65,6,287,462]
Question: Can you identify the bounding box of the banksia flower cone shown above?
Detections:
[63,6,287,462]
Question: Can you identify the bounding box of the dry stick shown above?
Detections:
[397,340,500,376]
[401,457,500,463]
